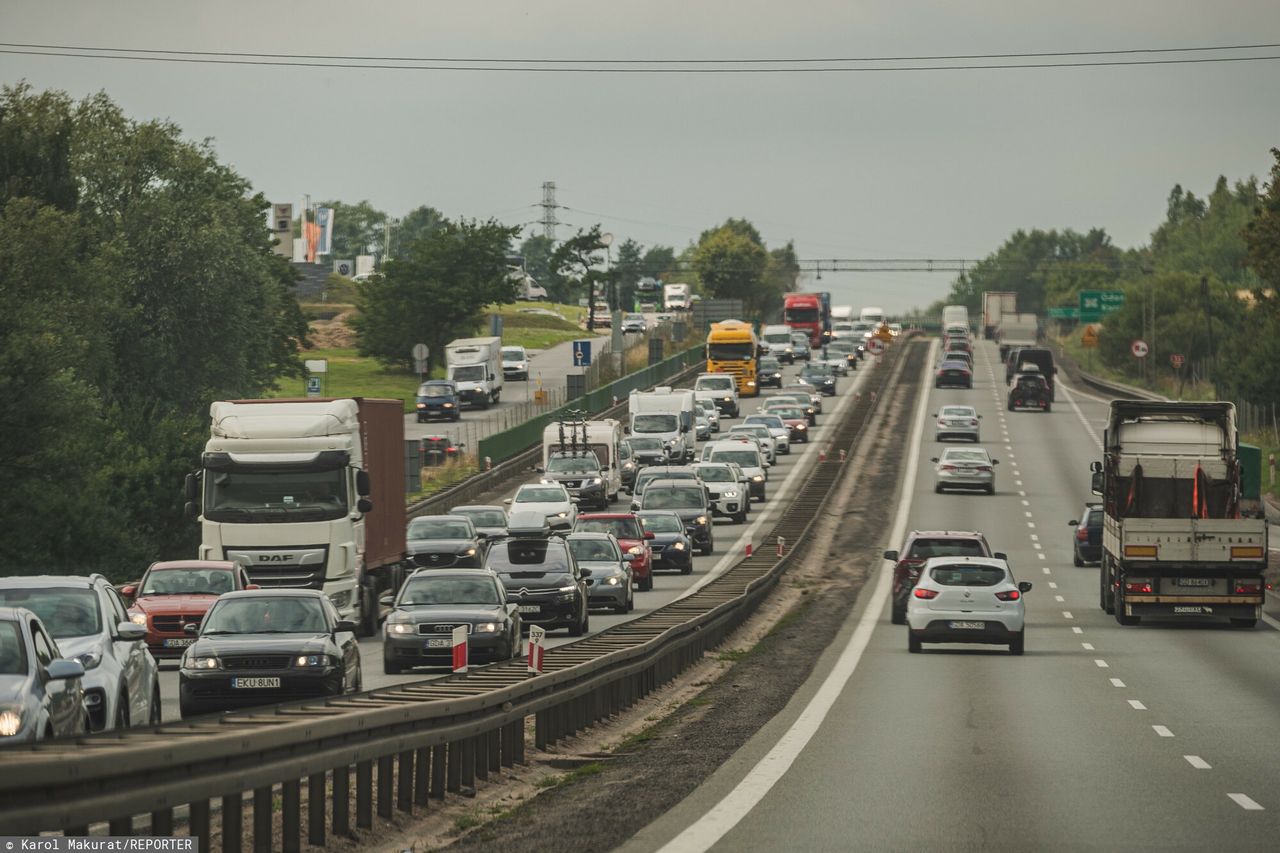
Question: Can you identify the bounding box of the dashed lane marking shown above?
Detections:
[1048,582,1058,589]
[1109,677,1125,687]
[1184,756,1211,770]
[1063,611,1074,619]
[1094,659,1109,668]
[1071,626,1083,634]
[1128,700,1147,710]
[1082,642,1094,650]
[1153,725,1174,737]
[1228,793,1264,811]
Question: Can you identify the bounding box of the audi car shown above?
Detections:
[381,570,521,673]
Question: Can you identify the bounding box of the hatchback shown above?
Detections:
[1069,504,1104,566]
[907,558,1030,655]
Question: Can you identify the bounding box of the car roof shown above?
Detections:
[904,530,989,541]
[407,569,497,581]
[148,560,240,571]
[412,514,473,522]
[451,505,505,513]
[576,512,639,520]
[0,575,97,588]
[920,556,1010,570]
[217,589,326,599]
[644,478,705,490]
[566,531,617,541]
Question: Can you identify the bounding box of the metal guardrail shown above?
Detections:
[0,341,920,850]
[1073,369,1167,402]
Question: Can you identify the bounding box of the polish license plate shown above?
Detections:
[1175,578,1212,587]
[424,638,451,649]
[231,677,280,689]
[518,605,541,614]
[948,621,986,630]
[1173,606,1206,614]
[163,638,194,648]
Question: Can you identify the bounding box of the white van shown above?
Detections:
[859,307,885,326]
[629,389,696,461]
[541,418,623,502]
[694,373,741,418]
[760,324,797,363]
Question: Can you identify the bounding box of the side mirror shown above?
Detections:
[534,466,544,473]
[116,622,146,642]
[357,498,374,513]
[356,470,371,496]
[643,531,656,540]
[120,584,137,599]
[1090,472,1103,495]
[883,550,899,562]
[184,472,199,501]
[44,659,85,681]
[992,460,999,466]
[579,568,593,578]
[1090,460,1103,474]
[1068,520,1079,527]
[1018,582,1033,593]
[488,373,495,382]
[184,501,198,520]
[763,461,771,469]
[334,620,359,634]
[994,551,1008,560]
[184,623,199,636]
[503,498,513,505]
[930,457,939,463]
[630,501,641,512]
[379,593,395,607]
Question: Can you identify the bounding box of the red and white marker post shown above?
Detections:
[451,624,470,674]
[526,625,546,675]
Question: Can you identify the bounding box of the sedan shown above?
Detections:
[782,384,823,414]
[727,425,776,464]
[798,365,837,396]
[934,406,981,442]
[449,505,509,539]
[761,404,811,443]
[179,590,362,718]
[935,360,973,389]
[772,391,819,424]
[744,414,792,455]
[637,511,695,575]
[567,533,635,614]
[122,560,257,660]
[506,483,576,530]
[381,570,521,673]
[407,515,488,570]
[932,447,999,495]
[0,607,87,744]
[695,400,721,433]
[907,558,1030,655]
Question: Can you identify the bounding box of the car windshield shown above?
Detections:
[569,538,621,562]
[627,437,665,453]
[515,487,566,503]
[547,455,600,474]
[575,517,641,539]
[502,348,524,359]
[639,513,684,533]
[400,577,499,606]
[696,376,735,391]
[452,364,485,381]
[0,588,101,639]
[633,414,678,433]
[930,565,1008,587]
[908,538,988,559]
[419,382,453,396]
[141,568,236,596]
[941,407,974,417]
[696,466,734,482]
[732,427,771,439]
[760,359,780,371]
[453,509,506,528]
[711,450,760,468]
[770,407,806,419]
[203,597,328,634]
[408,519,473,539]
[943,450,990,464]
[0,622,28,675]
[643,488,704,509]
[763,334,791,344]
[940,361,969,371]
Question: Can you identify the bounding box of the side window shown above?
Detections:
[321,598,339,627]
[31,624,55,667]
[106,587,130,627]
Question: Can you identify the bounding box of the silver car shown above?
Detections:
[696,399,721,432]
[0,607,87,743]
[932,447,999,495]
[934,405,982,442]
[566,533,635,614]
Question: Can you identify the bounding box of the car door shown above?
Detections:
[30,622,72,736]
[106,586,149,724]
[326,599,358,688]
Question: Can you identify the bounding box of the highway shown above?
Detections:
[157,348,877,721]
[635,339,1280,852]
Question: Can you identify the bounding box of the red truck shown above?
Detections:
[784,292,830,347]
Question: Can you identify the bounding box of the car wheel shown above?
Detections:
[149,683,162,726]
[891,602,906,625]
[569,612,585,637]
[908,633,922,654]
[114,692,129,730]
[733,512,747,524]
[384,658,404,675]
[352,661,363,693]
[178,702,194,721]
[986,485,995,495]
[614,599,629,615]
[357,584,378,638]
[1044,404,1052,413]
[1073,549,1083,568]
[934,484,943,494]
[640,574,653,592]
[1009,630,1025,655]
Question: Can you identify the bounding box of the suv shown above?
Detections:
[0,575,160,731]
[1069,504,1104,566]
[420,435,463,467]
[702,440,769,501]
[882,531,1005,625]
[541,451,610,511]
[693,462,749,523]
[1009,347,1057,398]
[573,513,654,591]
[416,380,462,423]
[1008,370,1051,411]
[638,479,714,555]
[694,373,741,417]
[484,530,589,636]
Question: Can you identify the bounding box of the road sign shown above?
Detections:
[1131,339,1149,358]
[1079,290,1126,323]
[304,358,328,374]
[873,324,893,343]
[527,625,546,674]
[866,337,885,355]
[573,340,592,367]
[412,343,429,361]
[305,376,322,397]
[1081,325,1099,347]
[1170,353,1185,369]
[1047,306,1080,320]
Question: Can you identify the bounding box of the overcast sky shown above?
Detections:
[3,0,1279,312]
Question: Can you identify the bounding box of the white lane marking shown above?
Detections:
[1128,699,1147,710]
[1109,677,1125,687]
[1029,534,1039,541]
[1063,611,1074,619]
[1058,379,1104,452]
[1043,567,1051,574]
[1082,642,1094,650]
[1094,659,1109,668]
[1072,627,1083,634]
[1021,499,1030,506]
[1153,725,1174,737]
[1228,793,1264,811]
[1184,755,1211,769]
[1016,479,1024,486]
[1024,511,1033,518]
[654,342,936,853]
[1027,522,1036,529]
[1018,490,1027,497]
[1057,376,1113,406]
[1037,553,1046,560]
[1048,582,1058,589]
[1055,595,1065,602]
[1032,544,1042,551]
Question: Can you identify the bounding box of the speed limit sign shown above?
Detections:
[867,338,886,355]
[1130,339,1148,358]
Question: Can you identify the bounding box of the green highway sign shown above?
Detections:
[1079,290,1126,322]
[1047,306,1080,319]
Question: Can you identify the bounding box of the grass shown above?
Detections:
[533,762,606,791]
[406,457,479,502]
[269,347,427,412]
[715,648,751,663]
[1056,332,1215,400]
[493,302,587,350]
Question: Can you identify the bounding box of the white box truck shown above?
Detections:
[629,388,696,461]
[663,283,691,311]
[446,336,503,409]
[541,417,624,505]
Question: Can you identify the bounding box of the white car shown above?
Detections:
[934,406,981,442]
[505,483,576,529]
[501,346,530,380]
[727,425,776,464]
[742,414,791,455]
[695,373,741,418]
[702,439,769,502]
[932,447,998,495]
[907,557,1030,655]
[696,399,721,432]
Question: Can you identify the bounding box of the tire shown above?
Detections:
[733,511,747,524]
[1007,401,1014,411]
[1100,561,1115,614]
[1231,618,1258,629]
[384,658,403,675]
[890,602,906,625]
[453,413,461,422]
[1073,549,1084,568]
[352,661,363,693]
[681,561,693,576]
[149,683,162,726]
[934,484,943,494]
[908,633,922,654]
[1009,630,1025,656]
[614,599,629,615]
[640,574,653,592]
[357,583,378,638]
[986,485,995,495]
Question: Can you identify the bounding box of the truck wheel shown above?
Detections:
[1231,618,1258,629]
[1100,560,1115,614]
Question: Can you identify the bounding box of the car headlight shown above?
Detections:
[695,516,708,526]
[627,546,643,557]
[130,612,148,626]
[588,478,602,486]
[329,590,352,609]
[75,650,102,670]
[751,474,764,482]
[294,654,333,668]
[0,709,22,738]
[723,396,733,402]
[557,511,568,518]
[605,576,621,586]
[474,622,500,633]
[673,542,686,550]
[387,621,415,635]
[443,402,454,408]
[416,403,426,409]
[558,585,578,593]
[796,423,807,430]
[183,655,221,670]
[723,490,738,498]
[462,547,477,557]
[623,462,635,471]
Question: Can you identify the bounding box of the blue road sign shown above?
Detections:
[573,340,592,367]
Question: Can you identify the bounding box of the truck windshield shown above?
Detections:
[785,307,819,323]
[707,343,755,362]
[204,469,348,523]
[633,414,678,433]
[452,365,485,381]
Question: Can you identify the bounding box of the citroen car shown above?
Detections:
[798,363,837,396]
[743,414,792,455]
[484,525,589,636]
[760,403,811,442]
[381,570,521,673]
[406,515,488,570]
[1069,503,1104,566]
[122,560,257,660]
[907,558,1030,655]
[703,440,768,502]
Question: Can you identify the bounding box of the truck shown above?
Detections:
[982,291,1017,339]
[446,336,503,409]
[996,313,1039,362]
[541,417,624,505]
[760,323,798,363]
[629,387,696,462]
[942,305,970,336]
[1092,401,1269,628]
[784,292,831,347]
[663,283,691,311]
[859,306,885,326]
[187,397,408,637]
[705,319,760,397]
[831,305,855,323]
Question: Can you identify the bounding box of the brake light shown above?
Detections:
[1124,580,1153,594]
[913,587,939,599]
[1076,527,1088,542]
[1234,581,1262,594]
[969,419,979,426]
[975,466,992,473]
[940,465,957,472]
[995,589,1020,601]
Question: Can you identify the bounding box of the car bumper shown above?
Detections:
[935,377,972,388]
[416,406,459,420]
[179,668,343,716]
[145,632,198,659]
[1009,396,1049,409]
[788,425,809,442]
[935,471,994,490]
[507,596,581,629]
[384,632,508,666]
[935,428,980,441]
[908,614,1023,644]
[650,544,692,571]
[586,579,629,608]
[710,496,744,517]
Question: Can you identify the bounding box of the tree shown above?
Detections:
[391,205,446,261]
[642,245,677,280]
[517,234,566,301]
[692,223,768,316]
[317,199,388,262]
[613,238,645,311]
[352,218,519,372]
[552,226,611,330]
[763,241,801,318]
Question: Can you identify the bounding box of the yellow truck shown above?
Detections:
[705,319,760,397]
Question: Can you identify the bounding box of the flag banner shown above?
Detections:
[316,207,334,256]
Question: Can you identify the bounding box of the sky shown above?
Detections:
[2,0,1279,313]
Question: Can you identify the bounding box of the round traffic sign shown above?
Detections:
[1131,340,1148,358]
[867,338,886,355]
[412,343,429,361]
[1170,353,1184,369]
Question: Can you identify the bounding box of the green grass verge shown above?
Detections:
[493,302,587,350]
[269,348,426,412]
[1056,333,1214,400]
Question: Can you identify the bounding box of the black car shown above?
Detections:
[484,536,589,636]
[420,435,463,467]
[448,505,508,539]
[620,437,668,492]
[1008,371,1051,411]
[758,356,784,388]
[1011,348,1057,399]
[416,380,462,423]
[637,511,694,575]
[541,451,609,511]
[1069,504,1104,566]
[935,359,973,389]
[798,365,837,396]
[178,590,361,718]
[407,515,488,569]
[638,480,714,556]
[381,570,521,673]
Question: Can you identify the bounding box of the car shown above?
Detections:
[727,425,777,464]
[121,560,257,660]
[771,391,819,423]
[381,569,522,673]
[703,440,769,501]
[501,346,531,380]
[1010,348,1057,399]
[449,505,509,539]
[415,380,462,423]
[621,313,647,334]
[816,352,849,376]
[406,515,488,570]
[1008,370,1052,411]
[420,434,463,466]
[0,575,159,732]
[826,341,859,371]
[744,414,793,455]
[0,607,87,743]
[757,356,784,388]
[883,531,1001,625]
[505,482,576,529]
[932,447,999,494]
[693,462,749,523]
[637,480,714,555]
[630,465,705,509]
[573,512,654,591]
[484,532,589,636]
[782,383,823,413]
[942,350,974,372]
[1004,347,1027,384]
[592,304,612,328]
[567,533,636,613]
[889,323,903,337]
[696,399,722,432]
[906,557,1031,655]
[789,331,812,362]
[798,364,837,396]
[934,359,973,389]
[620,436,668,491]
[637,511,695,575]
[944,338,972,357]
[694,373,741,417]
[178,589,361,717]
[934,406,981,442]
[695,411,713,441]
[1069,503,1104,566]
[761,404,812,443]
[541,451,610,510]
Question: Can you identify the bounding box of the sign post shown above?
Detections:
[451,624,469,675]
[304,358,327,398]
[412,343,429,381]
[526,625,546,675]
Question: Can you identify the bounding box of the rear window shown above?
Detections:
[907,538,988,559]
[0,587,101,639]
[575,517,641,540]
[930,565,1007,586]
[1084,508,1104,527]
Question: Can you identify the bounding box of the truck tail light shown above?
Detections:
[1124,545,1158,558]
[1234,581,1262,594]
[1124,580,1153,594]
[995,589,1021,601]
[913,588,939,600]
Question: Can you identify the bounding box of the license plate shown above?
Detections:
[231,677,280,689]
[518,605,541,614]
[1173,606,1206,614]
[425,638,451,649]
[948,621,986,630]
[163,638,194,648]
[1175,578,1212,587]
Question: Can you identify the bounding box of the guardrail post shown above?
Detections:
[221,794,241,853]
[282,779,300,853]
[431,746,447,800]
[397,750,414,812]
[150,808,173,837]
[377,755,394,819]
[535,711,549,749]
[187,801,210,851]
[514,719,527,764]
[488,729,502,774]
[446,741,462,793]
[461,738,476,789]
[475,734,489,782]
[356,760,373,829]
[308,774,325,847]
[414,747,431,806]
[109,817,131,835]
[501,721,517,767]
[332,764,350,837]
[252,787,272,853]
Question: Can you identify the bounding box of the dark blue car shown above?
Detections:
[416,380,461,423]
[1070,504,1103,566]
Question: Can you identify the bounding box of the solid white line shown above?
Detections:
[1128,699,1146,710]
[1058,379,1104,453]
[1094,659,1109,668]
[1184,755,1211,769]
[1228,793,1264,810]
[1072,627,1083,634]
[1153,725,1174,737]
[1109,677,1125,687]
[1081,642,1094,650]
[654,342,937,853]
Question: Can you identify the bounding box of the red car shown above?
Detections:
[122,560,256,659]
[883,531,1004,625]
[572,513,655,591]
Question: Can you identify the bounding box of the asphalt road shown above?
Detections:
[636,339,1280,852]
[158,349,877,721]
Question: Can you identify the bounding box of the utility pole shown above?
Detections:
[540,181,559,240]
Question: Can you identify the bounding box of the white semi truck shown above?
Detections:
[187,397,408,636]
[446,336,503,409]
